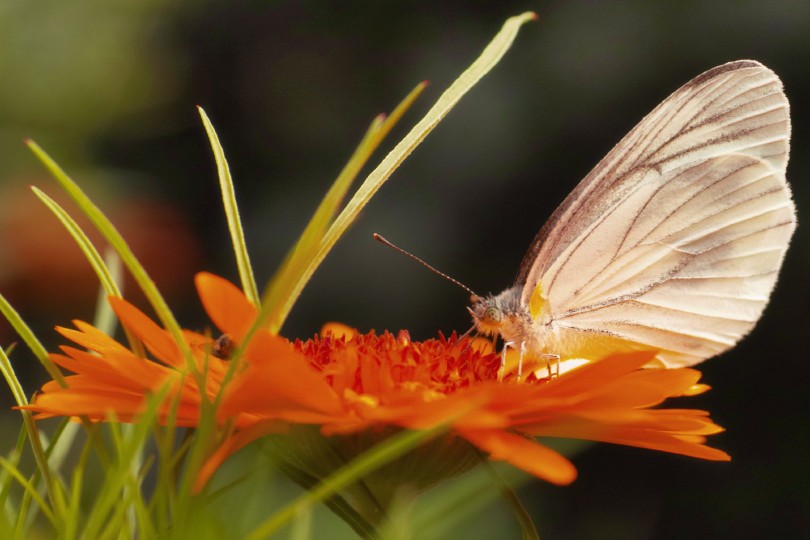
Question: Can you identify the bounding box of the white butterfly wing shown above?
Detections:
[519,60,794,367]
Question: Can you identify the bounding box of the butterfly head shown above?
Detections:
[468,286,529,341]
[468,296,502,334]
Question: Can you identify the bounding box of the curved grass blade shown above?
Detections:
[481,459,539,540]
[0,456,57,528]
[25,141,195,369]
[262,82,427,334]
[263,12,537,334]
[93,250,124,335]
[31,189,145,357]
[0,293,63,385]
[0,345,31,409]
[31,187,121,298]
[0,428,26,510]
[0,346,67,522]
[206,85,429,395]
[245,425,448,540]
[198,107,260,305]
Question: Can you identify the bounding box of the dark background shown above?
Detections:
[1,1,808,538]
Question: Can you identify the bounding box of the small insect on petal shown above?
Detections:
[212,334,236,360]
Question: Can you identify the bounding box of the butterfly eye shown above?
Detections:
[483,306,503,325]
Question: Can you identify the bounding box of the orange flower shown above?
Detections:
[22,272,730,492]
[23,273,344,429]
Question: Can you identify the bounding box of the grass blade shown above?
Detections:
[198,107,260,305]
[262,82,427,334]
[245,425,448,540]
[25,141,196,373]
[31,187,121,298]
[265,12,537,333]
[0,293,63,385]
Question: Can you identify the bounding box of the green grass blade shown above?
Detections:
[44,421,80,477]
[245,425,448,540]
[481,459,539,540]
[35,188,146,358]
[265,12,537,333]
[0,455,57,528]
[0,346,65,518]
[25,140,189,360]
[0,293,64,385]
[0,427,26,507]
[63,459,85,540]
[197,107,260,305]
[0,344,32,408]
[81,392,168,538]
[94,251,123,333]
[262,82,427,333]
[201,85,430,404]
[31,187,122,298]
[290,506,313,540]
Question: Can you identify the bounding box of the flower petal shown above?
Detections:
[56,322,131,355]
[195,420,287,492]
[108,297,184,368]
[539,351,656,400]
[220,332,345,421]
[460,428,577,485]
[50,349,169,392]
[195,272,257,340]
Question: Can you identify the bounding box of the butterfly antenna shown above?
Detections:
[372,233,478,297]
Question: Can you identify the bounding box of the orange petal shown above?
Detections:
[57,322,130,354]
[195,420,287,492]
[320,322,355,339]
[50,350,152,392]
[55,348,175,393]
[344,388,506,431]
[529,421,730,461]
[570,368,703,410]
[460,428,578,485]
[220,332,344,420]
[540,351,657,399]
[108,297,183,368]
[587,427,731,461]
[683,383,711,396]
[195,273,257,341]
[25,389,149,419]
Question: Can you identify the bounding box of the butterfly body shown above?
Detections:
[469,61,796,370]
[471,285,644,367]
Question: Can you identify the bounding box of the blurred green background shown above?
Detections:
[1,1,808,538]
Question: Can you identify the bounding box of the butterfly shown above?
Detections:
[469,60,795,374]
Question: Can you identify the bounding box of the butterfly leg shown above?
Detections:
[499,341,514,381]
[540,353,560,379]
[517,341,527,381]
